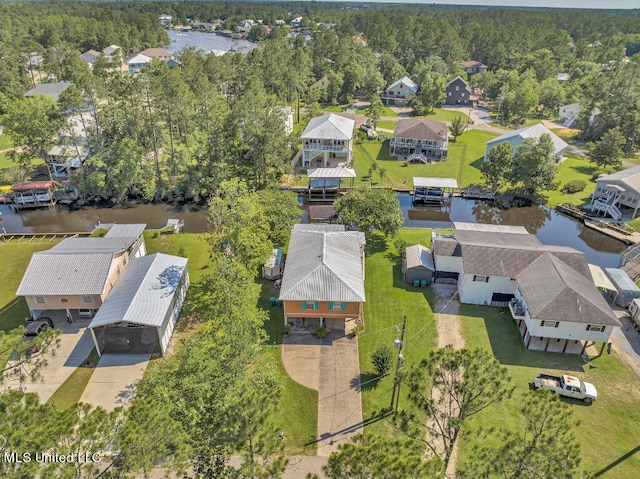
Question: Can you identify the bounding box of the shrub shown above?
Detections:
[371,345,394,376]
[562,179,587,194]
[315,327,327,339]
[591,170,606,180]
[283,325,291,335]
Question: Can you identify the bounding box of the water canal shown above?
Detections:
[0,195,625,268]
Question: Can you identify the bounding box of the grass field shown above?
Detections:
[457,305,640,479]
[352,129,498,189]
[322,104,349,113]
[411,108,470,124]
[358,230,437,436]
[543,153,599,208]
[376,120,398,131]
[0,134,13,151]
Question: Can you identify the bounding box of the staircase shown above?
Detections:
[407,153,428,164]
[592,199,622,220]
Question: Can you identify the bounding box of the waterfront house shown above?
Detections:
[17,224,146,320]
[301,113,355,168]
[484,124,568,163]
[389,118,448,163]
[127,54,152,73]
[279,225,365,334]
[588,165,640,220]
[381,76,418,107]
[432,222,619,355]
[88,253,189,357]
[445,76,474,106]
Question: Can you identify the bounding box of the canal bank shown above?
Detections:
[0,195,626,268]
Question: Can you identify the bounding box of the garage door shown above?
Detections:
[93,325,161,355]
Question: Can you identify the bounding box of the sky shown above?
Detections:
[362,0,639,9]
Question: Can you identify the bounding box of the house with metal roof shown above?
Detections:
[16,224,146,320]
[588,165,640,221]
[301,114,355,168]
[127,54,152,73]
[484,124,568,163]
[390,118,448,163]
[381,76,419,107]
[604,268,640,307]
[279,227,365,334]
[88,253,189,356]
[432,222,619,355]
[24,83,72,101]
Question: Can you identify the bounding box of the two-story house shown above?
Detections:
[458,61,488,77]
[279,225,365,334]
[301,114,355,168]
[17,224,146,320]
[390,118,448,163]
[445,76,474,106]
[432,223,619,355]
[47,113,93,179]
[589,164,640,221]
[381,76,418,107]
[127,54,152,73]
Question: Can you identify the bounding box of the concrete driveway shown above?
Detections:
[6,314,94,403]
[282,332,363,457]
[79,353,150,410]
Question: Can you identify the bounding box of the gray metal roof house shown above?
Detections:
[89,253,189,356]
[484,124,568,162]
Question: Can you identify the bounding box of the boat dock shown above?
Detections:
[555,203,640,245]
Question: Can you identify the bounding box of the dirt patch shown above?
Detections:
[431,283,465,350]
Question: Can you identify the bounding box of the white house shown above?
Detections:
[301,113,355,168]
[432,223,619,355]
[589,165,640,221]
[381,76,418,107]
[484,124,568,163]
[127,54,152,73]
[558,103,600,128]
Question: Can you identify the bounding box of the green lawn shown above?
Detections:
[458,305,640,479]
[0,238,62,333]
[376,120,397,131]
[0,152,13,171]
[352,129,498,189]
[143,231,211,284]
[47,348,100,410]
[322,104,350,113]
[0,134,13,151]
[359,230,437,436]
[412,108,470,124]
[543,153,599,208]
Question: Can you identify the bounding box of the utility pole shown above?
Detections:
[390,315,407,412]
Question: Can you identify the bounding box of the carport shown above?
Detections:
[89,253,189,357]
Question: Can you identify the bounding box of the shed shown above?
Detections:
[403,244,435,285]
[262,248,283,280]
[88,253,189,357]
[605,268,640,307]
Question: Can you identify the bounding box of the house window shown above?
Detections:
[34,296,47,304]
[329,302,347,311]
[540,320,559,328]
[473,275,489,282]
[586,324,606,332]
[456,85,460,91]
[82,295,94,304]
[461,93,465,97]
[448,92,452,96]
[301,301,318,310]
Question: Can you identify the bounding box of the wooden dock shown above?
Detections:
[583,219,640,245]
[0,231,91,242]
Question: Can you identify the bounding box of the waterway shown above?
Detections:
[0,195,626,269]
[165,29,257,55]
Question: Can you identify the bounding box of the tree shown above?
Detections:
[396,346,513,472]
[1,327,60,386]
[2,95,63,168]
[509,134,557,196]
[449,115,466,141]
[334,187,404,238]
[480,141,514,190]
[459,391,585,479]
[365,94,385,129]
[371,345,394,376]
[320,435,441,479]
[588,126,626,168]
[409,63,446,115]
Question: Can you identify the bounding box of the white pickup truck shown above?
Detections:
[534,373,597,405]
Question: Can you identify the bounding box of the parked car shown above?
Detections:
[359,123,372,132]
[534,373,597,405]
[21,321,50,352]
